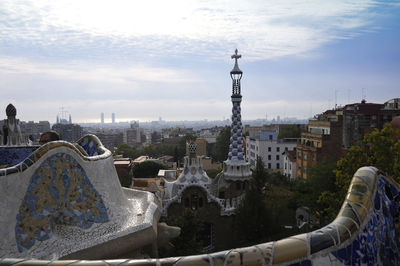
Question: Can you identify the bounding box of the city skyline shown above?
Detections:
[1,0,399,123]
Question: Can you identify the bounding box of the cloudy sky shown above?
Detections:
[1,0,399,123]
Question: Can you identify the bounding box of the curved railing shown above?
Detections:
[2,166,399,265]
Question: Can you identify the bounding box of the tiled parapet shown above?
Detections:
[0,135,160,260]
[2,166,400,265]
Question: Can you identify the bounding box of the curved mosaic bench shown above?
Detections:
[2,166,399,265]
[0,135,160,260]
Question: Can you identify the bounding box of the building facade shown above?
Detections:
[246,131,298,171]
[342,98,400,148]
[296,113,343,179]
[282,150,297,180]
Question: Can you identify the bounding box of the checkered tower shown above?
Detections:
[223,49,252,181]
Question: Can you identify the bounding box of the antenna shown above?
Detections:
[362,88,366,102]
[335,89,338,109]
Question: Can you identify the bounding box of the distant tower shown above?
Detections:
[69,114,72,124]
[56,115,60,124]
[112,113,115,124]
[223,49,252,181]
[101,113,104,124]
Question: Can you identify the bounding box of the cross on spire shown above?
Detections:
[230,49,242,75]
[231,49,241,63]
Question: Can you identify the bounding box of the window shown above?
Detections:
[276,147,280,152]
[304,154,307,160]
[268,147,271,152]
[285,163,287,170]
[276,155,280,160]
[304,167,307,173]
[268,155,271,160]
[313,155,316,161]
[269,135,273,140]
[268,163,271,169]
[276,163,280,169]
[298,152,301,158]
[219,191,225,198]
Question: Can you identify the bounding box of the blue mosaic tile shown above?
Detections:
[0,147,38,166]
[15,153,109,252]
[79,136,100,156]
[331,177,400,265]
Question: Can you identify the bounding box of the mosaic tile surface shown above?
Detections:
[0,147,38,166]
[15,153,109,252]
[78,136,100,156]
[330,176,400,265]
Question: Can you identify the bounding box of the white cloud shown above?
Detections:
[0,0,391,61]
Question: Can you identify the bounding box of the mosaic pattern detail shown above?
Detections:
[228,97,245,161]
[0,146,38,166]
[15,153,109,252]
[78,136,101,156]
[331,176,400,265]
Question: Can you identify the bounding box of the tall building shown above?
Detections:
[69,114,72,124]
[101,112,104,124]
[112,113,115,124]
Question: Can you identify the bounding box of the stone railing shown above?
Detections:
[2,165,400,265]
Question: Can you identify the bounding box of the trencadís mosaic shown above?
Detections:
[15,152,109,252]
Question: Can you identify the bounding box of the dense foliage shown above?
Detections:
[214,126,231,162]
[115,134,197,166]
[159,210,204,257]
[132,160,166,178]
[278,125,302,139]
[234,157,272,245]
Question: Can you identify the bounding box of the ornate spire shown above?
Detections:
[230,49,242,95]
[223,49,251,181]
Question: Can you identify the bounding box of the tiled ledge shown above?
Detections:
[0,135,111,177]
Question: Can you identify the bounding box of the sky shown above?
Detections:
[1,0,399,123]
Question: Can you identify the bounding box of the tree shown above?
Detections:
[132,161,166,178]
[320,123,400,221]
[287,162,337,226]
[115,144,138,159]
[215,126,231,162]
[234,156,271,245]
[159,210,204,257]
[278,125,302,139]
